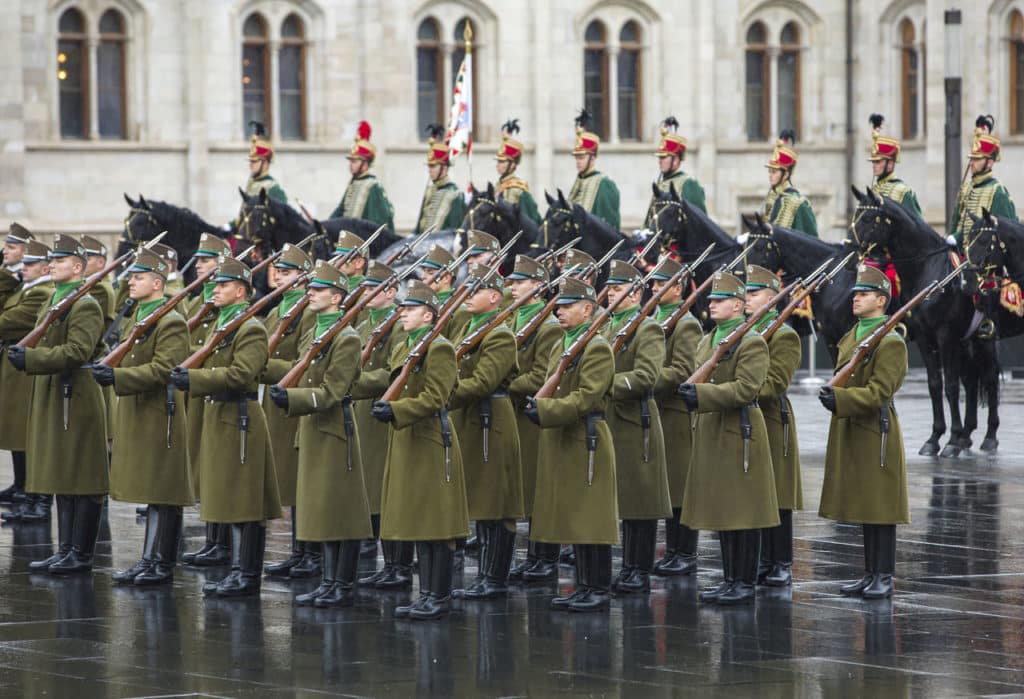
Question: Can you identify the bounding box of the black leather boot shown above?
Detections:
[654,510,679,575]
[376,541,414,589]
[0,451,26,504]
[618,520,656,593]
[863,525,895,599]
[359,538,392,586]
[522,542,560,582]
[551,546,586,609]
[317,540,360,608]
[136,505,148,517]
[17,494,53,523]
[113,505,157,583]
[764,510,793,587]
[841,524,875,596]
[182,522,216,565]
[361,514,381,557]
[508,536,536,581]
[395,542,431,619]
[265,508,303,575]
[192,523,230,566]
[217,522,264,597]
[289,541,322,579]
[464,522,514,599]
[204,524,241,596]
[50,495,103,575]
[29,495,74,571]
[756,526,773,584]
[135,506,182,585]
[559,545,575,565]
[612,521,633,591]
[663,523,699,576]
[465,521,482,554]
[410,541,453,620]
[700,532,733,603]
[569,544,612,612]
[296,541,338,606]
[718,529,758,605]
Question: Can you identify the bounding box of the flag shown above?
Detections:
[446,51,472,159]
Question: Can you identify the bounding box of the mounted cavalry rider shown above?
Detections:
[763,130,818,237]
[568,109,621,230]
[949,115,1017,248]
[328,120,395,234]
[494,119,542,226]
[643,116,707,228]
[413,125,466,235]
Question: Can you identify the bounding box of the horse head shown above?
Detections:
[539,194,581,252]
[849,185,901,266]
[963,209,1007,294]
[740,212,784,272]
[121,192,164,256]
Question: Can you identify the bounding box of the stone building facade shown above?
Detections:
[1,0,1022,245]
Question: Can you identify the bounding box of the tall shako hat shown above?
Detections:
[867,113,900,162]
[248,121,274,162]
[425,124,452,166]
[572,109,600,156]
[348,120,377,163]
[655,116,687,158]
[969,114,1001,161]
[766,129,798,170]
[496,118,525,162]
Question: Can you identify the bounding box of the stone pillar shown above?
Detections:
[183,0,209,214]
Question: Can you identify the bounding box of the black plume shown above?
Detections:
[778,129,796,145]
[575,109,592,130]
[975,114,995,133]
[248,120,266,137]
[425,123,446,141]
[662,116,679,132]
[502,118,520,136]
[869,113,884,129]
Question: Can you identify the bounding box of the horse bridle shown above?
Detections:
[962,216,1017,293]
[465,198,498,233]
[848,203,890,259]
[540,207,580,249]
[123,206,161,245]
[237,200,274,245]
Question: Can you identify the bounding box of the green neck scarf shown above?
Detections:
[278,289,306,318]
[315,310,343,338]
[135,298,165,321]
[368,305,394,326]
[406,324,433,347]
[610,305,639,331]
[514,301,545,331]
[856,315,888,341]
[466,309,499,334]
[52,280,84,304]
[753,310,779,334]
[563,321,591,350]
[712,316,745,345]
[202,282,216,303]
[436,288,454,302]
[347,275,364,291]
[216,302,248,329]
[656,302,681,324]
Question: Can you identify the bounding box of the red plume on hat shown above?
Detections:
[348,120,376,162]
[357,120,371,141]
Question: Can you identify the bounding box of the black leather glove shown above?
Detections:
[818,386,837,413]
[524,397,541,426]
[170,366,190,391]
[268,385,289,409]
[7,346,26,372]
[677,383,698,412]
[90,364,115,387]
[371,400,395,423]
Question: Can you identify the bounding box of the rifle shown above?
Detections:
[17,231,169,349]
[384,228,433,266]
[759,251,856,343]
[515,239,626,348]
[433,232,523,320]
[596,233,662,304]
[829,262,967,389]
[380,258,507,403]
[423,244,475,287]
[278,254,430,389]
[534,236,582,266]
[660,242,755,336]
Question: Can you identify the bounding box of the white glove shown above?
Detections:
[736,232,750,245]
[945,235,957,247]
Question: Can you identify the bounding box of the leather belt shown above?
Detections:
[206,391,259,403]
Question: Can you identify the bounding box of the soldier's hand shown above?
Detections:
[268,385,289,409]
[676,383,698,411]
[523,397,541,426]
[818,386,837,413]
[945,234,958,248]
[90,364,115,387]
[371,400,395,423]
[170,366,190,391]
[7,346,26,372]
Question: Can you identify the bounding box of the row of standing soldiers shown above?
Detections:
[0,220,909,616]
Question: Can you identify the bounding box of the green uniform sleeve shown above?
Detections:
[900,190,923,219]
[267,183,288,205]
[518,190,542,226]
[536,340,613,428]
[0,287,49,340]
[187,322,269,395]
[112,315,189,395]
[262,357,293,385]
[23,299,103,375]
[390,340,457,429]
[285,332,361,417]
[991,186,1017,222]
[682,178,707,214]
[758,329,800,401]
[792,201,818,237]
[693,336,768,412]
[364,183,396,233]
[592,178,621,230]
[611,321,664,400]
[654,318,700,397]
[441,192,467,230]
[350,367,390,400]
[449,329,516,410]
[833,336,907,419]
[508,321,561,397]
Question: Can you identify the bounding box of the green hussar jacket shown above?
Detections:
[532,329,619,545]
[329,173,396,234]
[245,173,287,203]
[109,309,193,507]
[0,277,52,450]
[183,293,217,497]
[764,182,818,237]
[754,318,803,511]
[282,324,373,542]
[496,174,542,226]
[681,332,780,531]
[23,291,109,496]
[449,317,524,521]
[819,326,908,525]
[569,170,621,230]
[187,317,281,523]
[872,172,922,219]
[603,313,671,520]
[951,172,1018,244]
[644,170,707,228]
[414,177,466,235]
[379,334,470,541]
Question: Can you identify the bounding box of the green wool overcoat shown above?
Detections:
[757,323,803,511]
[0,279,52,450]
[653,311,702,508]
[183,294,216,497]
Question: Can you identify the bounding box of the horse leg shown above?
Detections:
[940,346,967,459]
[956,349,979,456]
[917,341,944,456]
[979,339,1001,453]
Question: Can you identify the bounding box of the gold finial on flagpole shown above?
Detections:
[463,21,473,53]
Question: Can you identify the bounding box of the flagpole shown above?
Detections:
[464,22,474,196]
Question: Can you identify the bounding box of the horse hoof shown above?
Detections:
[940,444,962,459]
[919,442,940,457]
[980,438,998,453]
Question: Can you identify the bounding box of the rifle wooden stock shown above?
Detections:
[18,251,134,349]
[660,274,714,336]
[758,280,820,343]
[361,309,400,365]
[186,253,276,332]
[610,267,688,353]
[686,279,800,384]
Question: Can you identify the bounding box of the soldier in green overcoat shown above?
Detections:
[171,257,282,598]
[81,236,117,444]
[328,121,395,233]
[0,223,33,308]
[0,238,52,519]
[260,245,318,578]
[9,234,108,575]
[494,119,542,226]
[763,132,818,236]
[351,261,412,589]
[746,265,803,588]
[601,260,671,594]
[527,278,618,612]
[333,230,369,290]
[649,258,703,577]
[92,249,193,586]
[413,127,466,235]
[179,233,233,566]
[450,264,523,600]
[643,118,707,227]
[568,111,620,230]
[371,281,470,621]
[420,245,467,340]
[818,264,907,600]
[269,261,373,608]
[678,271,779,605]
[506,256,563,581]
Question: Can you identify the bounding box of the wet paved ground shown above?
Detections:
[2,370,1024,697]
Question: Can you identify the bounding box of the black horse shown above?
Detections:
[121,193,226,282]
[849,186,981,457]
[539,189,636,286]
[459,183,544,265]
[235,188,346,262]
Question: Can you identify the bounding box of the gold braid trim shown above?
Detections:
[342,176,376,219]
[568,172,605,212]
[872,178,909,204]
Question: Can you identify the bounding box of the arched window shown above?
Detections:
[778,22,801,139]
[745,22,769,141]
[899,19,919,139]
[57,8,88,138]
[416,18,443,136]
[451,18,478,133]
[1011,10,1024,134]
[242,13,270,137]
[583,20,608,138]
[279,14,306,140]
[97,9,126,139]
[618,21,642,141]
